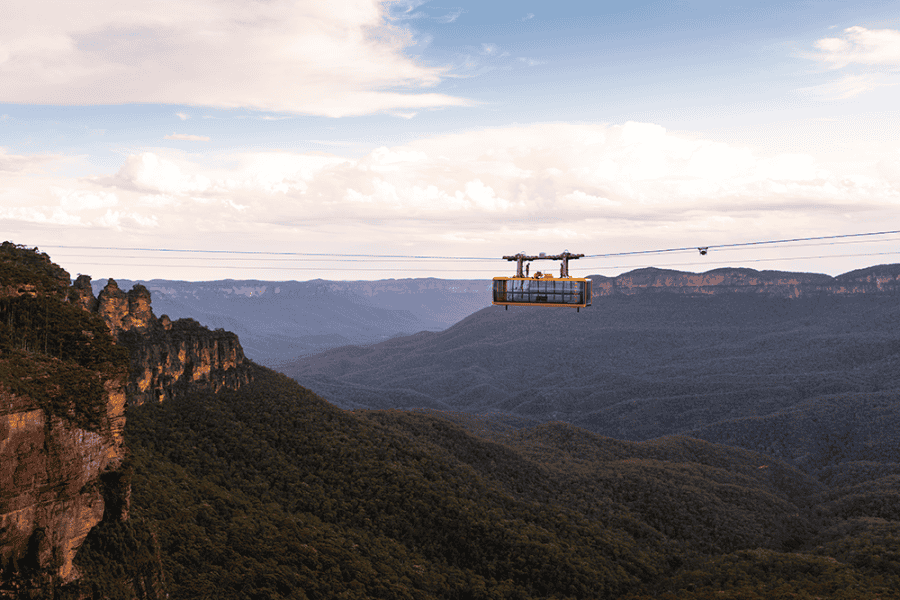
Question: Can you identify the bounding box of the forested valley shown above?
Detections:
[3,243,899,599]
[78,365,900,599]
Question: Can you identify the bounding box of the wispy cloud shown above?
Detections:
[522,13,535,21]
[436,8,464,24]
[165,133,210,141]
[797,73,890,100]
[800,26,900,100]
[810,26,900,69]
[518,57,546,67]
[0,148,64,173]
[175,112,190,121]
[387,1,463,24]
[0,0,469,117]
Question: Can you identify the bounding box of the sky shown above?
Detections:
[2,0,900,281]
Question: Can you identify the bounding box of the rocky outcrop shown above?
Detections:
[121,317,252,405]
[1,243,131,594]
[832,264,900,294]
[590,265,900,298]
[0,377,127,588]
[86,277,253,406]
[2,243,245,596]
[69,274,98,312]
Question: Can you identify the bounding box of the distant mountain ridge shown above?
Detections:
[87,264,900,367]
[590,263,900,297]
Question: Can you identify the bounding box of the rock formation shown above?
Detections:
[0,380,127,587]
[88,278,253,406]
[0,243,130,594]
[1,243,251,596]
[590,264,900,298]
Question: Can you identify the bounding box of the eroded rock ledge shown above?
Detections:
[78,275,253,406]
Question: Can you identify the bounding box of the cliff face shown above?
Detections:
[2,244,249,596]
[0,243,130,592]
[0,380,127,586]
[590,265,900,298]
[92,278,252,406]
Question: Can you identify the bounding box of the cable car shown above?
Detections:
[492,251,592,311]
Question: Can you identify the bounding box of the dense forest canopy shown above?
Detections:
[71,366,899,599]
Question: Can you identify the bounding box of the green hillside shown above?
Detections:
[75,365,900,599]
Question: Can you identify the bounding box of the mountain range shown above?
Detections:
[285,293,899,425]
[87,263,900,369]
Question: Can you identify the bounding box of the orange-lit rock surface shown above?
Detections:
[91,278,253,406]
[0,377,127,584]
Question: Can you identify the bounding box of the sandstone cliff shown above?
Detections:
[590,264,900,298]
[0,243,130,594]
[2,243,249,596]
[0,380,127,588]
[89,277,253,406]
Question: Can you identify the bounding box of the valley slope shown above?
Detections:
[123,365,900,599]
[284,272,900,484]
[285,292,900,435]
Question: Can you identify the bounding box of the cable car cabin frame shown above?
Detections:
[492,251,592,311]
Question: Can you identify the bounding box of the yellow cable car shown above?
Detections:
[492,251,592,311]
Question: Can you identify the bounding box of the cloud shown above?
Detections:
[387,1,462,24]
[175,112,190,120]
[81,122,900,229]
[811,26,900,69]
[801,26,900,99]
[436,9,464,24]
[518,57,546,67]
[55,188,118,210]
[0,148,65,173]
[387,110,418,119]
[165,133,211,141]
[0,0,469,116]
[4,122,899,280]
[797,73,888,99]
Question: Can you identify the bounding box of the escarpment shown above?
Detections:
[1,243,130,593]
[2,243,249,595]
[89,277,253,406]
[590,264,900,298]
